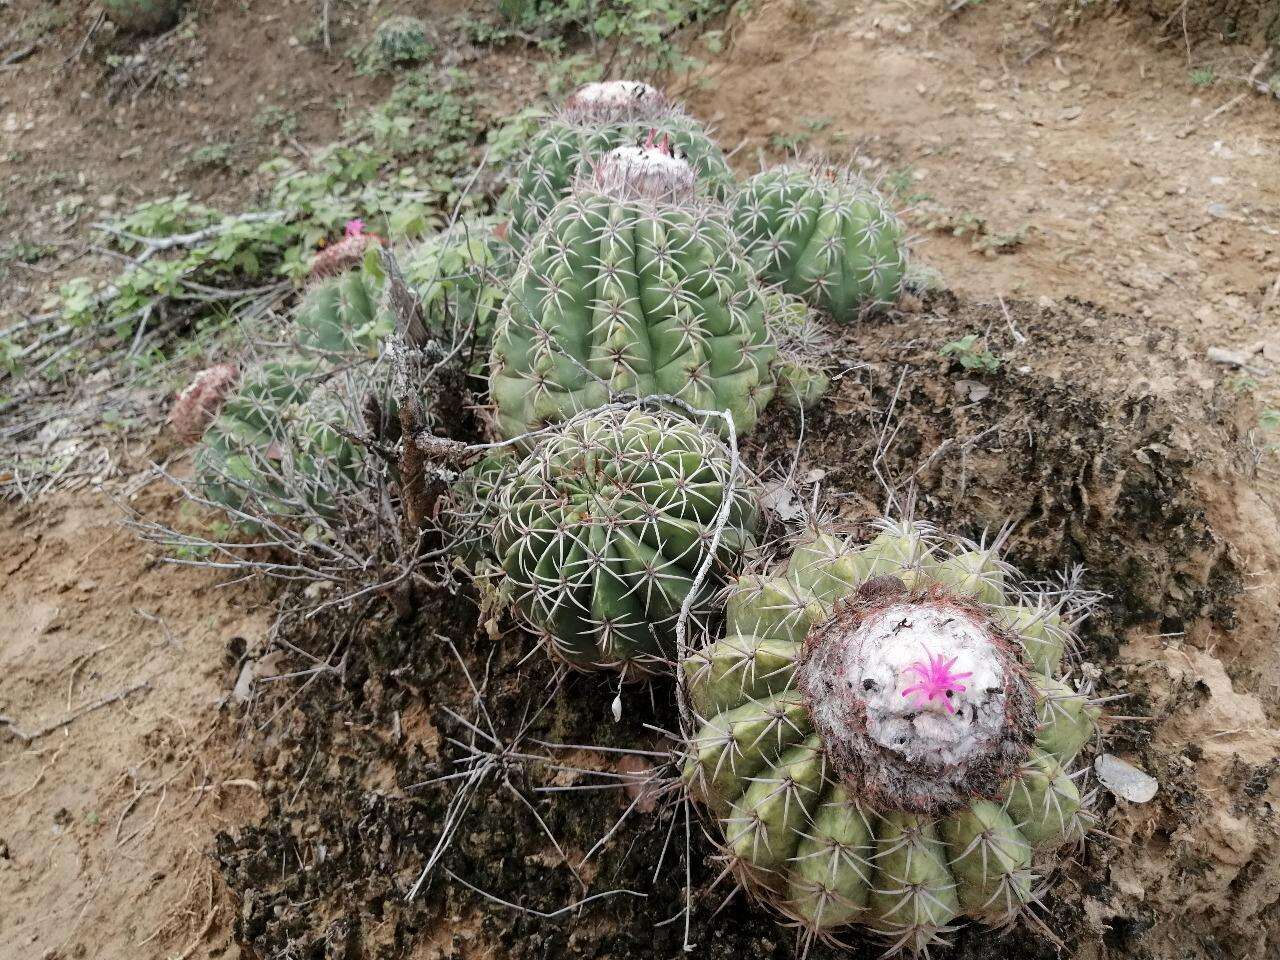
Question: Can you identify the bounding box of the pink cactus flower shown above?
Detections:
[900,650,973,714]
[309,218,384,280]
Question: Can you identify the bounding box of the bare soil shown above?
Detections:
[2,2,1279,960]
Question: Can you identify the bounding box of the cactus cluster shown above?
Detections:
[490,407,758,674]
[734,163,908,322]
[489,142,777,440]
[502,81,734,246]
[680,522,1098,950]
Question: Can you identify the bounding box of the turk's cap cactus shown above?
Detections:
[488,405,760,675]
[679,520,1103,950]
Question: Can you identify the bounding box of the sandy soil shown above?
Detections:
[0,482,269,960]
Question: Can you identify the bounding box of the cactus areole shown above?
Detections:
[797,578,1037,814]
[681,523,1100,949]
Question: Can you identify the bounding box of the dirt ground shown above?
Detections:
[2,1,1279,959]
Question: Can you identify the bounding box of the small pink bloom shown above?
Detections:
[344,218,366,238]
[900,651,973,715]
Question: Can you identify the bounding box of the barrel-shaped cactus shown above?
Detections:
[734,164,907,322]
[295,269,391,357]
[489,144,777,440]
[503,81,734,246]
[194,358,388,524]
[491,407,759,675]
[681,521,1099,952]
[103,0,182,34]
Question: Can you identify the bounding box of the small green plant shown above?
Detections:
[102,0,182,34]
[1189,66,1216,88]
[940,334,1001,374]
[187,143,235,171]
[253,106,300,141]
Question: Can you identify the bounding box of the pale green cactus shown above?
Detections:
[103,0,182,34]
[295,270,390,357]
[503,81,734,246]
[490,407,759,675]
[681,520,1100,953]
[764,290,834,412]
[194,360,383,524]
[489,144,777,440]
[733,163,907,322]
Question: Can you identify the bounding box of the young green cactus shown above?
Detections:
[681,521,1100,952]
[103,0,182,34]
[489,143,777,440]
[295,269,391,357]
[490,407,759,675]
[764,291,834,412]
[401,216,513,357]
[733,163,908,322]
[360,15,434,73]
[502,81,734,246]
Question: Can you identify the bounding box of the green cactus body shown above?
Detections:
[681,521,1099,949]
[361,16,434,73]
[503,82,734,246]
[296,271,389,357]
[402,217,512,355]
[489,146,776,440]
[103,0,182,34]
[734,164,907,322]
[195,358,385,525]
[491,407,758,674]
[764,291,833,412]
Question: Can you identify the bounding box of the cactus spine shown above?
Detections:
[490,407,758,674]
[489,144,777,440]
[503,81,735,246]
[681,521,1099,952]
[734,163,907,322]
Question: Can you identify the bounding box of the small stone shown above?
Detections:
[1094,754,1158,803]
[978,78,996,92]
[1059,105,1084,121]
[1047,78,1071,93]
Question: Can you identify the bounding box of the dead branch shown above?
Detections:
[1,681,151,744]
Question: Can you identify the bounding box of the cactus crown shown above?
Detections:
[502,82,734,246]
[592,141,697,203]
[797,576,1039,813]
[563,80,666,118]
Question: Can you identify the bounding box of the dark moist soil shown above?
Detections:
[214,291,1260,960]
